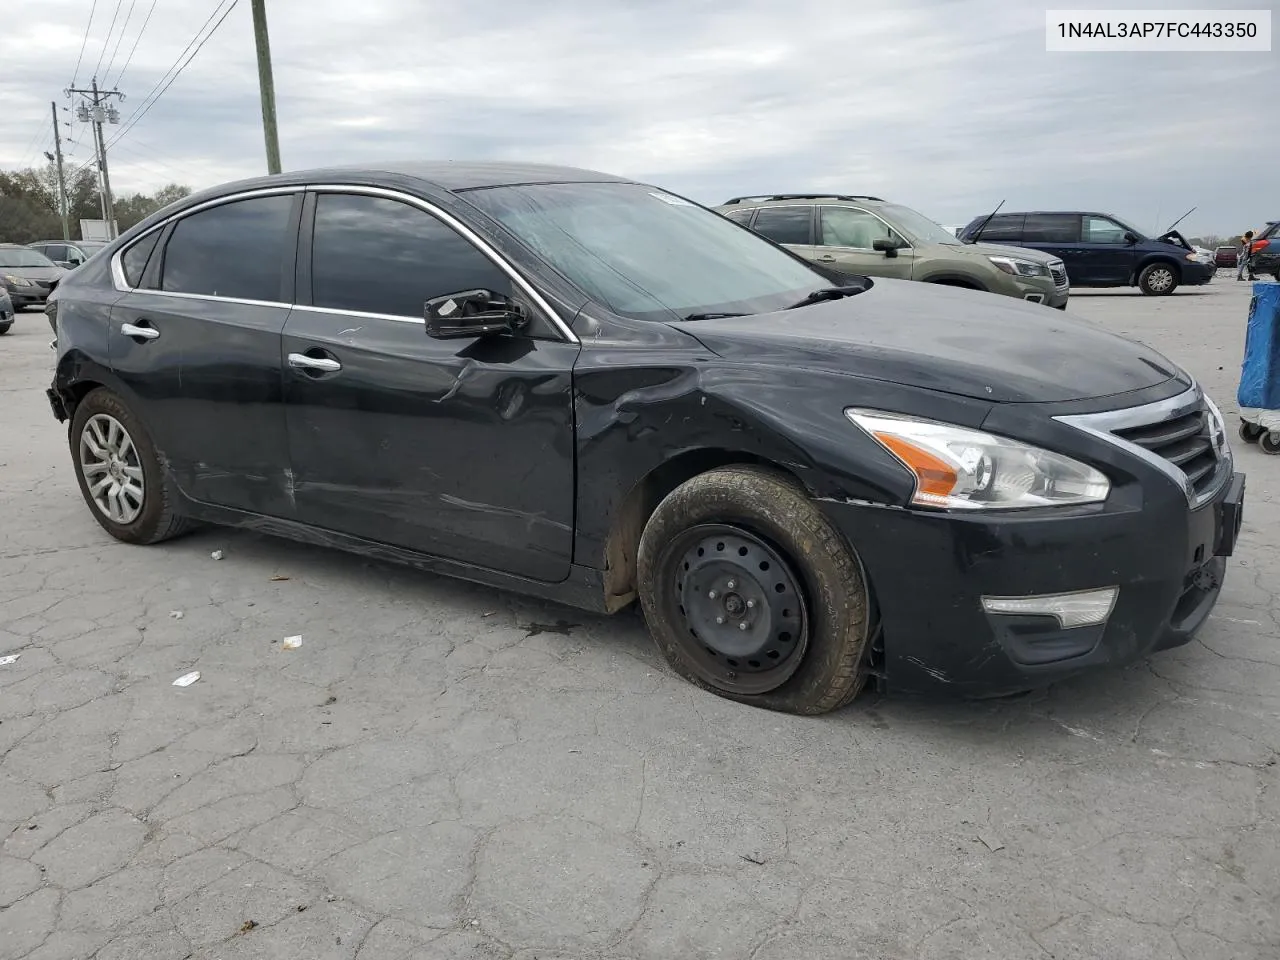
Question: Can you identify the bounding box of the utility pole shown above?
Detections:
[66,79,124,239]
[47,101,70,241]
[251,0,282,174]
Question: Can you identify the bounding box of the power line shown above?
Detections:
[108,0,241,149]
[17,116,54,169]
[70,0,100,87]
[103,0,139,82]
[112,0,158,87]
[92,0,126,82]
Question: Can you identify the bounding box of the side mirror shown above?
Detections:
[872,237,899,258]
[1123,231,1139,245]
[425,289,525,340]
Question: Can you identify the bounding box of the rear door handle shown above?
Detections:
[288,353,342,373]
[121,322,159,340]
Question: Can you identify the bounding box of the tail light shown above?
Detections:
[1252,239,1270,254]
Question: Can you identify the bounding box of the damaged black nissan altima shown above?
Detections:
[45,162,1246,714]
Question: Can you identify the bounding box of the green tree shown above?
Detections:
[0,165,191,241]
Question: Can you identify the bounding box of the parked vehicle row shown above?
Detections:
[0,243,66,311]
[716,194,1070,308]
[958,211,1216,295]
[28,239,111,270]
[45,162,1245,714]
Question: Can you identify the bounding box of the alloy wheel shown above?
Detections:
[79,413,145,524]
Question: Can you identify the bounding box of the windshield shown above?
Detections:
[0,248,57,268]
[465,181,825,321]
[877,204,961,245]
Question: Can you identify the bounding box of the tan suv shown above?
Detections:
[716,194,1069,308]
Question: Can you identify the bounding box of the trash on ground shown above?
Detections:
[270,575,290,582]
[282,635,303,650]
[740,853,766,865]
[482,611,496,617]
[238,920,258,934]
[172,671,201,687]
[211,550,224,560]
[169,610,184,620]
[0,654,21,666]
[977,833,1005,853]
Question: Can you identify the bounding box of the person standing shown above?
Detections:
[1237,230,1258,281]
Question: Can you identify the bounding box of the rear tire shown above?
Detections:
[1138,262,1179,296]
[637,466,871,715]
[69,388,192,545]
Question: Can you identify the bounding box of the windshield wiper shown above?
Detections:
[682,311,749,321]
[785,283,868,310]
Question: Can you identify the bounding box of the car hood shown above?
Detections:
[0,265,65,282]
[679,279,1178,403]
[946,241,1061,264]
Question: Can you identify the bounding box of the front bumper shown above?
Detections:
[1183,262,1215,285]
[819,470,1245,696]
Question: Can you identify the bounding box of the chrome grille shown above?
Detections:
[1049,262,1068,287]
[1112,408,1218,496]
[1055,387,1229,508]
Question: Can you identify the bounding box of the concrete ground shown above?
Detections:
[1,275,1277,960]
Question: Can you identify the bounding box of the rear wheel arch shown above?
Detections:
[601,449,814,612]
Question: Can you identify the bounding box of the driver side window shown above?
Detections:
[820,207,900,249]
[310,193,517,320]
[1083,216,1128,244]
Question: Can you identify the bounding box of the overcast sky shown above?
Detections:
[2,0,1275,236]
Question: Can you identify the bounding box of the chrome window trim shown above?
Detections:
[108,183,578,344]
[1055,385,1231,508]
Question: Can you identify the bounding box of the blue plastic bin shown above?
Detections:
[1238,282,1280,445]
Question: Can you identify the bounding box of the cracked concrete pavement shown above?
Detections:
[1,278,1277,959]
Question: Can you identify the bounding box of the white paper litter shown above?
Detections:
[282,635,303,650]
[169,610,184,620]
[211,550,224,560]
[977,833,1005,853]
[0,654,21,666]
[172,671,201,687]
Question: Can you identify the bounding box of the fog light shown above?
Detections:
[1023,293,1045,303]
[981,587,1118,628]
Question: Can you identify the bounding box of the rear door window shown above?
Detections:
[160,194,295,301]
[1024,214,1080,243]
[751,206,814,245]
[722,209,755,226]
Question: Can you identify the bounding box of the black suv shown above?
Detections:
[959,212,1215,295]
[46,163,1244,713]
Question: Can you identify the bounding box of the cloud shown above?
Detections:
[1,0,1274,235]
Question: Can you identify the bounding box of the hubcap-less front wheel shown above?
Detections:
[670,525,809,695]
[79,413,145,524]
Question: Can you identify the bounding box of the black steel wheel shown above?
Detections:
[667,524,810,696]
[637,465,871,715]
[1239,420,1264,444]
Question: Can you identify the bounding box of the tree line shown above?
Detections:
[0,162,192,243]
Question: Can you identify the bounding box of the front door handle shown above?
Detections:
[121,322,159,341]
[816,254,836,263]
[288,353,342,373]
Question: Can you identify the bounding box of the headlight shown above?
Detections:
[987,256,1049,278]
[3,275,34,287]
[1185,253,1200,262]
[846,410,1111,510]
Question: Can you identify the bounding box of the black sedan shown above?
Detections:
[0,243,66,309]
[45,163,1245,713]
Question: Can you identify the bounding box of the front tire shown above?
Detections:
[69,388,192,544]
[637,466,871,715]
[0,323,10,336]
[1138,262,1179,296]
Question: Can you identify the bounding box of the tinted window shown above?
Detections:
[466,182,824,322]
[819,208,898,248]
[161,195,294,300]
[311,194,511,318]
[122,232,161,287]
[1256,223,1278,240]
[1024,214,1079,243]
[751,206,813,245]
[722,209,754,225]
[1083,216,1128,244]
[40,244,67,260]
[968,214,1024,242]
